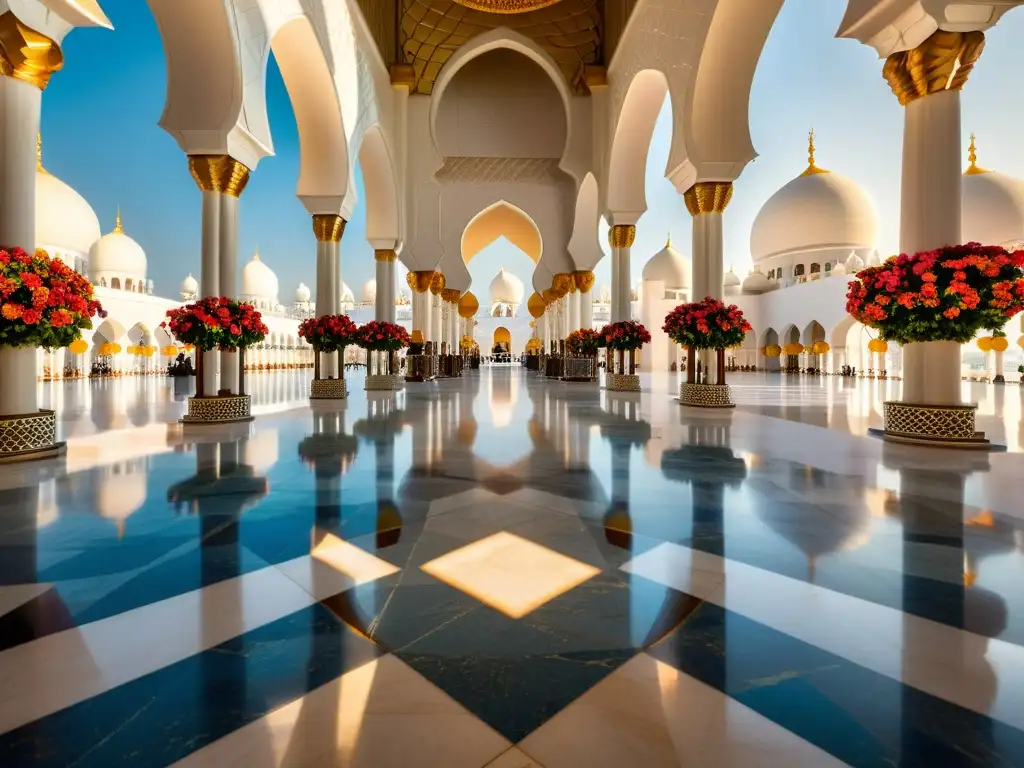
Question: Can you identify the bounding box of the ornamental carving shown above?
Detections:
[407,270,435,293]
[552,272,573,297]
[430,271,447,295]
[436,157,563,185]
[312,214,347,242]
[0,12,63,90]
[188,155,251,197]
[883,30,985,107]
[453,0,562,11]
[608,225,636,249]
[684,182,733,216]
[572,270,595,293]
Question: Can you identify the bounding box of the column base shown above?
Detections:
[0,410,65,464]
[874,401,990,449]
[994,375,1005,385]
[181,395,253,424]
[678,382,735,409]
[605,373,640,392]
[310,378,348,400]
[366,374,401,391]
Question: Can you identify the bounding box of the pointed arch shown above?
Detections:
[358,124,400,244]
[568,172,601,271]
[607,69,669,220]
[462,201,543,265]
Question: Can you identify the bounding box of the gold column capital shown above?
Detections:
[312,214,346,242]
[374,248,397,262]
[429,271,446,295]
[188,155,251,197]
[684,182,733,216]
[883,30,985,106]
[442,288,461,304]
[572,270,595,293]
[552,272,573,297]
[608,225,636,249]
[407,270,434,294]
[0,12,63,90]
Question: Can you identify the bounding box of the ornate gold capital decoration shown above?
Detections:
[406,270,435,294]
[452,0,562,12]
[374,248,397,262]
[458,291,480,319]
[188,155,251,197]
[0,12,63,90]
[527,292,546,319]
[882,30,985,107]
[442,288,461,304]
[312,214,346,242]
[390,63,415,89]
[542,288,559,305]
[684,182,733,216]
[552,272,573,297]
[572,270,595,293]
[608,225,636,249]
[430,271,446,295]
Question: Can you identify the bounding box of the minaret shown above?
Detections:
[801,129,829,176]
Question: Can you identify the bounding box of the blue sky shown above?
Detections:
[43,0,1024,300]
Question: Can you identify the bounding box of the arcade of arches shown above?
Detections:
[2,2,1024,765]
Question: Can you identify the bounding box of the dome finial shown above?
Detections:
[114,207,123,234]
[253,246,260,262]
[965,133,990,175]
[801,129,828,176]
[666,232,672,248]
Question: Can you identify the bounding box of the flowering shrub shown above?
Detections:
[357,321,410,352]
[163,297,268,351]
[567,328,602,356]
[846,243,1024,344]
[599,320,651,351]
[298,314,358,352]
[0,246,105,348]
[663,297,752,350]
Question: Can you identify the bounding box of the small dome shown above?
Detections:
[642,237,691,289]
[89,212,147,282]
[96,468,146,524]
[180,273,198,296]
[724,267,741,287]
[962,137,1024,246]
[341,282,355,304]
[866,250,881,267]
[831,261,847,276]
[845,251,865,273]
[35,136,102,256]
[295,282,311,303]
[751,132,877,263]
[741,268,771,295]
[489,267,524,305]
[241,251,279,302]
[362,279,377,304]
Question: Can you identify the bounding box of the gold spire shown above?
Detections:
[37,133,48,175]
[113,207,123,233]
[253,246,260,261]
[801,129,829,176]
[965,133,990,175]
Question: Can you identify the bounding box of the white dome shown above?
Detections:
[362,279,377,304]
[96,469,146,523]
[295,282,311,303]
[180,273,198,295]
[963,171,1024,247]
[642,239,691,289]
[89,214,147,282]
[241,251,279,301]
[341,282,355,304]
[724,268,741,287]
[866,250,881,267]
[845,251,865,273]
[489,267,524,305]
[831,261,847,276]
[36,171,102,257]
[751,161,877,263]
[741,269,771,294]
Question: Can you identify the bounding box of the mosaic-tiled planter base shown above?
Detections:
[365,374,401,391]
[181,395,253,424]
[0,410,65,463]
[605,373,641,392]
[875,401,989,448]
[310,378,348,400]
[678,382,735,408]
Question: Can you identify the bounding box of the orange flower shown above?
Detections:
[1,302,23,320]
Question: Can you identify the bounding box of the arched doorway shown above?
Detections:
[493,326,511,355]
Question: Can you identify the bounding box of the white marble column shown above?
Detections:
[0,74,43,415]
[430,276,444,347]
[408,271,433,343]
[608,225,635,323]
[884,31,984,406]
[188,155,251,395]
[313,214,345,378]
[685,181,733,385]
[575,271,594,331]
[375,249,396,322]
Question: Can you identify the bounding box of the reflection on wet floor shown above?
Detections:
[1,368,1023,767]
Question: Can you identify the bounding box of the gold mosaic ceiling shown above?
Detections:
[400,0,602,94]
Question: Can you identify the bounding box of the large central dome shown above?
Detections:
[750,134,877,263]
[489,267,525,305]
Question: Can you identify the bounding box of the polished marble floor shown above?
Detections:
[1,369,1024,766]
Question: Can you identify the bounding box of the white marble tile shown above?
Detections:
[520,654,846,768]
[275,534,399,600]
[624,542,1024,731]
[0,565,316,735]
[173,655,510,768]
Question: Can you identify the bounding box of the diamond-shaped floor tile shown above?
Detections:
[420,532,600,619]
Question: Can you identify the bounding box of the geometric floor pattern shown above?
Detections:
[1,368,1024,766]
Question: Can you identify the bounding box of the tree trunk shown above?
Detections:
[195,349,205,398]
[716,348,726,386]
[687,347,696,384]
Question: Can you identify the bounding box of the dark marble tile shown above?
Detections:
[0,604,379,768]
[648,602,1024,768]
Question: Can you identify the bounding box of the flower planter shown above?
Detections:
[366,349,402,391]
[679,382,734,408]
[182,394,253,424]
[0,351,63,462]
[605,373,640,391]
[310,377,348,400]
[563,356,597,382]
